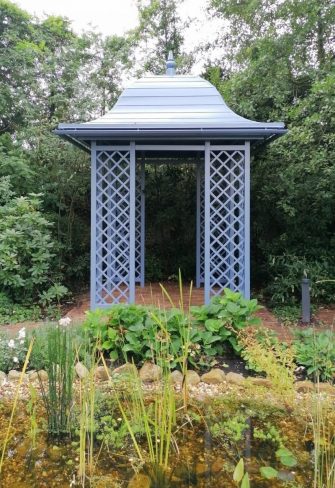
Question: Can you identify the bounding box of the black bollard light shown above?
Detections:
[301,278,311,323]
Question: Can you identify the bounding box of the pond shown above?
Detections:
[0,385,321,488]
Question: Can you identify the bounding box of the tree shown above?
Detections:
[133,0,193,74]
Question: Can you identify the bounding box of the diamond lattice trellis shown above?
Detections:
[208,149,245,297]
[95,149,132,305]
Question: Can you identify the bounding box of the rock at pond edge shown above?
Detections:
[139,361,162,382]
[201,368,226,384]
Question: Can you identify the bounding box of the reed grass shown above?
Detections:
[311,382,335,488]
[39,324,74,437]
[77,346,98,487]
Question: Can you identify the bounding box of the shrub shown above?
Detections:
[0,327,28,373]
[0,183,56,304]
[191,288,262,355]
[294,328,335,382]
[264,254,335,306]
[83,290,262,368]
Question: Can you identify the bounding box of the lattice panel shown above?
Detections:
[199,162,205,284]
[95,150,131,305]
[209,150,245,296]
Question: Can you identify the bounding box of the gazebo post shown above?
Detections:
[244,141,251,299]
[90,141,97,310]
[204,141,211,305]
[129,142,136,303]
[196,162,201,288]
[140,161,145,288]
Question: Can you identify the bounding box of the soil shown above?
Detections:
[1,285,334,341]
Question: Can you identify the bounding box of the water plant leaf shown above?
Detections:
[233,458,244,482]
[260,466,278,479]
[275,448,297,467]
[241,472,250,488]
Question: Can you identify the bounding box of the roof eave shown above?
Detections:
[54,127,287,148]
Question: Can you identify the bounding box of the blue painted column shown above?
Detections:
[140,161,145,288]
[196,162,201,288]
[204,141,211,305]
[244,141,250,299]
[129,142,136,303]
[90,141,97,310]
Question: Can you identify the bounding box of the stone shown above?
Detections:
[0,371,7,385]
[226,372,245,386]
[294,380,314,393]
[8,370,27,382]
[316,383,335,395]
[170,370,183,386]
[94,365,110,381]
[249,377,272,388]
[185,370,201,386]
[75,362,89,380]
[127,473,151,488]
[112,363,138,378]
[211,457,224,474]
[37,370,48,381]
[48,445,62,462]
[201,368,226,384]
[28,371,39,382]
[195,463,209,476]
[139,361,162,383]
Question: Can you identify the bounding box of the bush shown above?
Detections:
[0,292,41,324]
[0,327,28,373]
[83,289,262,368]
[0,181,56,304]
[191,288,262,355]
[264,254,335,306]
[294,328,335,382]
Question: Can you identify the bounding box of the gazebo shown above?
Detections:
[55,54,286,309]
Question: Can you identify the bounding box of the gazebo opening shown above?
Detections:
[55,53,286,309]
[141,153,199,285]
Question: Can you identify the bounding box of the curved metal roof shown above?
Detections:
[54,58,286,147]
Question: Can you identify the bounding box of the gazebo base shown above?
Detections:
[68,283,206,319]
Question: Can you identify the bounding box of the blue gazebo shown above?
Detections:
[55,54,286,309]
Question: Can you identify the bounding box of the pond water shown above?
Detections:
[0,394,315,488]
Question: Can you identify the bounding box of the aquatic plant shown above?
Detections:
[77,350,97,486]
[311,383,335,488]
[26,384,39,450]
[39,323,75,437]
[233,458,250,487]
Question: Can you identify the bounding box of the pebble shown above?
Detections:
[75,362,89,380]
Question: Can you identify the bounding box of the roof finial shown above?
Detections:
[166,51,176,76]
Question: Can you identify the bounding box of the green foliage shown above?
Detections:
[83,291,262,367]
[40,324,75,437]
[0,184,56,303]
[253,423,285,448]
[0,292,41,324]
[294,329,335,381]
[191,289,262,354]
[233,458,250,488]
[211,413,249,442]
[264,254,335,306]
[0,330,28,372]
[260,466,278,480]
